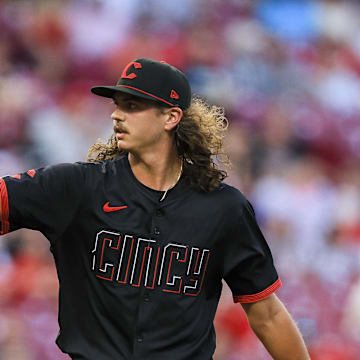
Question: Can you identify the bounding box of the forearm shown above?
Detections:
[244,295,310,360]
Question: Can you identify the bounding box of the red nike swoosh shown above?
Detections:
[103,202,128,212]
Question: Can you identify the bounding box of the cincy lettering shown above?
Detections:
[91,230,210,296]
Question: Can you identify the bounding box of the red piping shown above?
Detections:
[115,85,176,107]
[233,278,282,303]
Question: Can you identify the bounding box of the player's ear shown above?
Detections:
[164,107,183,132]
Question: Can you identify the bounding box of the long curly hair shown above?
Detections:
[87,97,230,192]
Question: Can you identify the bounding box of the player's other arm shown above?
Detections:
[241,294,310,360]
[0,164,86,237]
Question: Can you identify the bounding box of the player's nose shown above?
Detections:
[111,108,125,122]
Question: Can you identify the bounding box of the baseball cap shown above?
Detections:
[91,58,192,110]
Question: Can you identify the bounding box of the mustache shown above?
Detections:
[113,125,128,133]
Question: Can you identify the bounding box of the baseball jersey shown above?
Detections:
[0,155,281,360]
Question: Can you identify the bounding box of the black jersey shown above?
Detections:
[0,156,281,360]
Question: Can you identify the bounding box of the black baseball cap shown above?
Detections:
[91,58,192,110]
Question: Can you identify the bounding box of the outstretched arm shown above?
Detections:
[241,294,310,360]
[0,164,86,237]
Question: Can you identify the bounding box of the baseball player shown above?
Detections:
[0,58,310,359]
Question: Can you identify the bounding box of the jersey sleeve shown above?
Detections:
[0,163,86,243]
[223,194,281,303]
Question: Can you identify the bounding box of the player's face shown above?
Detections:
[111,93,170,154]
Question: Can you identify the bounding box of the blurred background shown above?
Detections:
[0,0,360,358]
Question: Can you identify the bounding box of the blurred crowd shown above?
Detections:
[0,0,360,359]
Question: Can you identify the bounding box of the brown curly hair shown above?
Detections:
[87,97,230,192]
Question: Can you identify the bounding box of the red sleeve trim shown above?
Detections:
[0,178,10,235]
[233,278,282,303]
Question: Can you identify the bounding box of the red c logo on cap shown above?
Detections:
[121,61,142,79]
